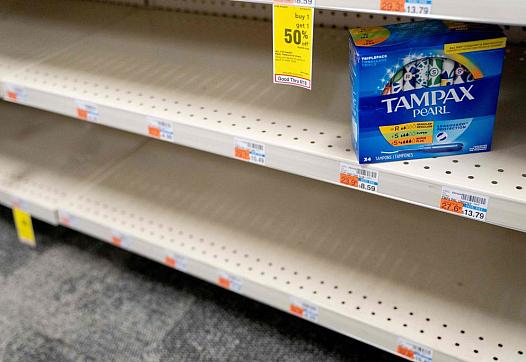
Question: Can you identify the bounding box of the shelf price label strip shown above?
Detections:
[396,337,433,362]
[75,100,99,122]
[147,116,175,142]
[272,0,315,90]
[289,297,319,322]
[339,162,379,193]
[380,0,432,14]
[234,138,266,165]
[165,253,188,272]
[440,186,489,222]
[3,83,28,103]
[218,272,243,293]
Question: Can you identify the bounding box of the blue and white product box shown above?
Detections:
[349,20,506,164]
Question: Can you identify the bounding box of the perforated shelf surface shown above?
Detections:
[2,4,524,232]
[0,102,146,223]
[55,130,526,362]
[0,0,132,83]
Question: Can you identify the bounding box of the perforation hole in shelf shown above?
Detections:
[62,191,526,361]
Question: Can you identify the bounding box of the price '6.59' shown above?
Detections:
[284,28,302,45]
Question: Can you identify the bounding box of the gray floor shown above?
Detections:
[0,206,400,361]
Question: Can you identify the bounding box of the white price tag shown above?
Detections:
[164,254,188,272]
[147,117,174,142]
[396,337,433,362]
[75,100,99,122]
[218,272,242,293]
[405,0,432,14]
[234,138,266,165]
[339,162,379,192]
[111,230,130,250]
[4,83,27,103]
[440,187,488,221]
[289,298,319,322]
[58,211,78,227]
[380,0,432,14]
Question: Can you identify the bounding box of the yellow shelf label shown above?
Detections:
[273,0,314,90]
[13,208,36,247]
[445,37,507,54]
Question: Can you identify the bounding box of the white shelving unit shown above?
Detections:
[1,101,525,361]
[151,0,526,25]
[0,1,525,361]
[1,6,525,232]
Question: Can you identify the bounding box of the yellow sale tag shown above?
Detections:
[273,0,314,89]
[13,208,36,247]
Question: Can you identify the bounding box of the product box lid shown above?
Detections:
[349,20,504,55]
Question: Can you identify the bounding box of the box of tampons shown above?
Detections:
[349,20,506,164]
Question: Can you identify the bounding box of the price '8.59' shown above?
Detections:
[284,28,302,45]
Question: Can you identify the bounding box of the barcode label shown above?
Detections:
[147,117,174,142]
[339,162,379,193]
[396,337,433,362]
[75,100,99,122]
[164,253,188,272]
[440,187,489,222]
[289,298,319,322]
[355,168,378,179]
[460,193,487,205]
[3,83,27,103]
[234,138,266,165]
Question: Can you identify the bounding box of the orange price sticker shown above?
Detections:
[396,345,415,359]
[339,174,359,188]
[234,147,250,161]
[148,126,161,138]
[165,256,176,268]
[76,108,88,120]
[380,0,405,12]
[218,276,230,289]
[111,235,122,247]
[6,91,17,101]
[289,304,304,317]
[440,198,463,214]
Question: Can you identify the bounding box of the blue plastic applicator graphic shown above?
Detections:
[381,143,463,154]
